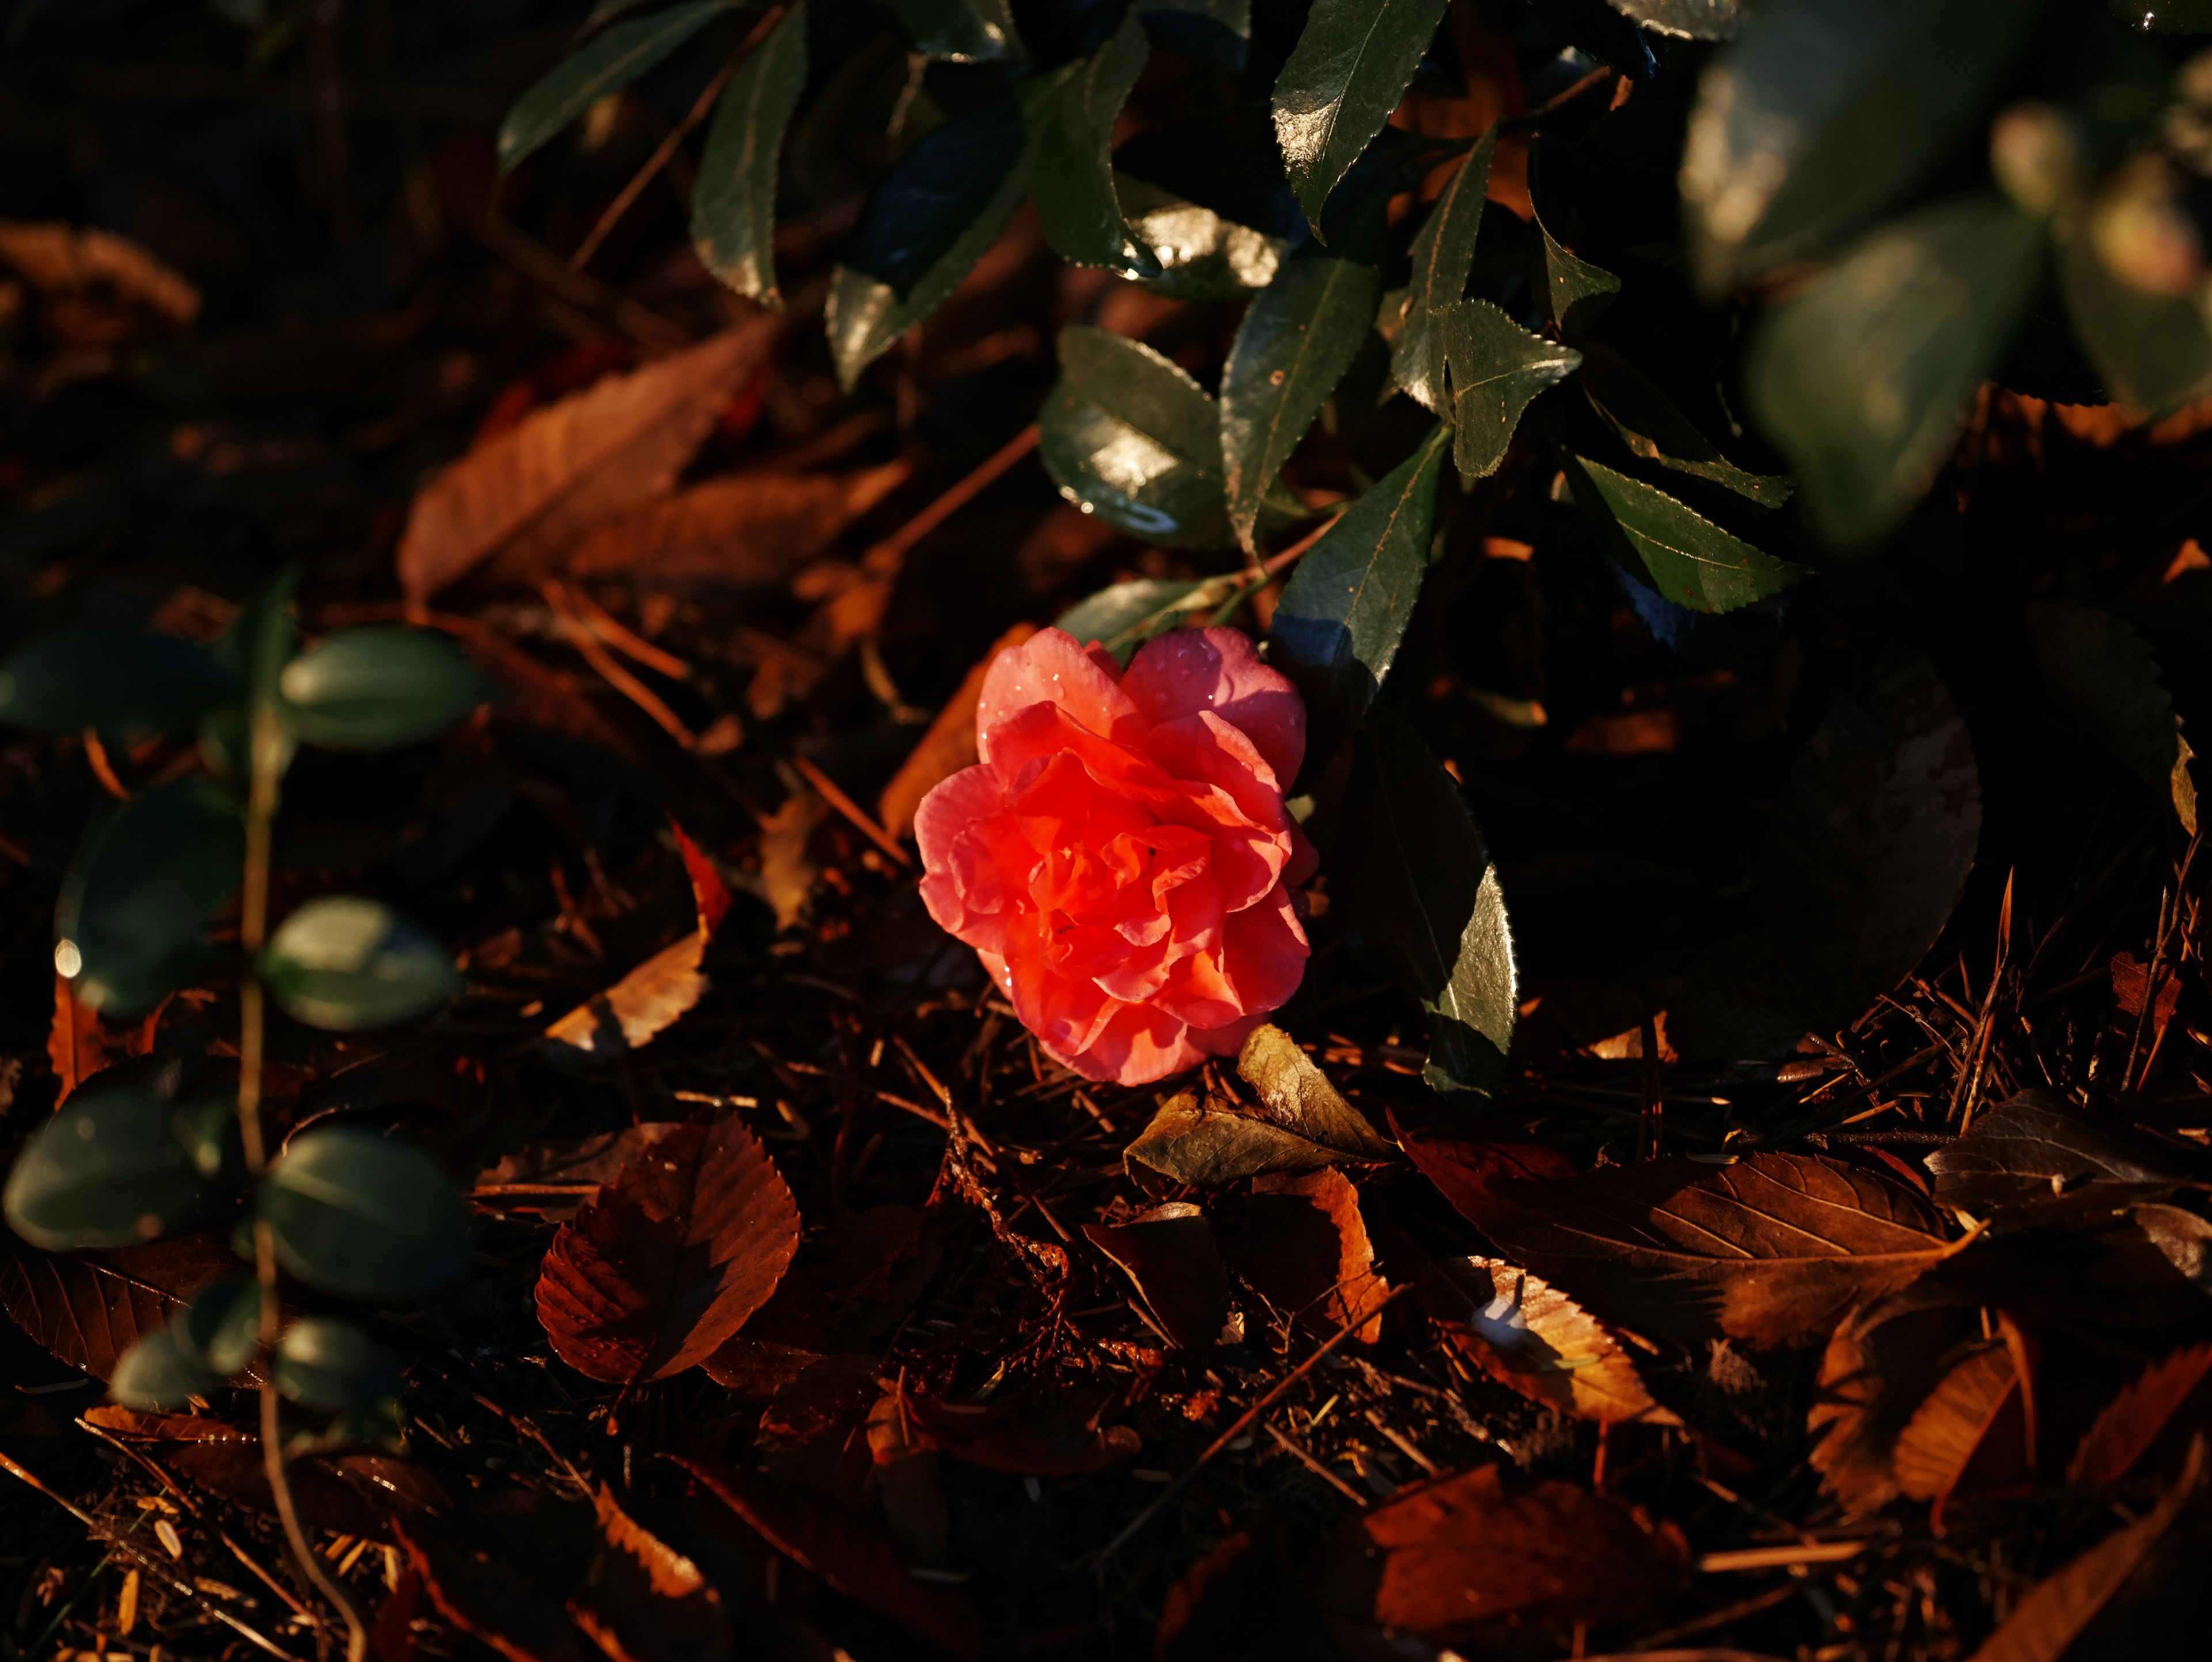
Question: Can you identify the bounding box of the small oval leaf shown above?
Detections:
[3,1072,219,1251]
[110,1323,225,1412]
[280,627,494,752]
[260,1129,472,1301]
[55,781,244,1019]
[260,896,463,1032]
[275,1316,404,1410]
[0,629,236,735]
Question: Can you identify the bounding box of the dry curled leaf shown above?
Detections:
[1313,1463,1690,1640]
[1084,1203,1234,1349]
[395,1493,598,1662]
[47,975,160,1104]
[564,464,911,589]
[1809,1284,1981,1517]
[1388,1103,1575,1233]
[566,1486,731,1662]
[0,220,200,340]
[535,1115,800,1384]
[545,824,733,1059]
[1419,1255,1677,1426]
[1216,1168,1387,1345]
[1476,1152,1963,1346]
[1124,1031,1391,1191]
[2070,1340,2212,1488]
[1234,1026,1397,1160]
[877,622,1037,843]
[397,321,781,600]
[1892,1342,2022,1504]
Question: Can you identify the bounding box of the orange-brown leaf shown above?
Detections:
[1215,1168,1387,1345]
[564,464,910,590]
[535,1116,800,1384]
[2070,1340,2212,1488]
[1387,1104,1574,1235]
[566,1486,730,1662]
[47,976,160,1103]
[1084,1203,1232,1350]
[1893,1344,2018,1503]
[397,321,781,601]
[544,824,732,1058]
[1420,1255,1677,1426]
[0,220,200,339]
[0,1231,238,1380]
[877,622,1037,842]
[1808,1285,1979,1517]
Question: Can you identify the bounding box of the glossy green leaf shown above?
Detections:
[1745,195,2044,554]
[1536,212,1619,338]
[1140,0,1251,70]
[1334,705,1517,1100]
[1579,342,1791,508]
[1221,255,1382,551]
[1035,11,1158,276]
[498,0,741,175]
[0,629,236,735]
[109,1324,224,1411]
[2058,232,2212,418]
[1571,457,1806,614]
[1040,327,1234,547]
[260,896,463,1032]
[889,0,1023,60]
[259,1128,471,1302]
[2028,602,2198,836]
[1444,300,1582,482]
[280,627,494,752]
[1120,177,1285,301]
[56,781,243,1019]
[2111,1,2212,29]
[1055,578,1206,658]
[825,73,1067,391]
[1272,0,1450,234]
[1608,0,1751,36]
[1269,423,1449,769]
[691,0,809,304]
[1681,0,2039,296]
[3,1070,221,1251]
[275,1316,403,1410]
[1392,127,1495,412]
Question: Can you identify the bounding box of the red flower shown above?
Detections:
[916,627,1315,1086]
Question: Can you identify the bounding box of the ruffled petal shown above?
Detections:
[1120,627,1305,787]
[1218,881,1309,1017]
[978,627,1143,763]
[1060,1001,1207,1086]
[915,766,1023,954]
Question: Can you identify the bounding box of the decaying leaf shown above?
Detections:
[1083,1203,1234,1349]
[566,1485,732,1662]
[476,1124,684,1202]
[1892,1342,2023,1505]
[877,622,1037,843]
[753,783,826,932]
[0,220,200,340]
[1926,1089,2177,1224]
[169,1445,449,1543]
[395,1491,599,1662]
[703,1205,940,1391]
[1123,1028,1392,1190]
[563,464,911,590]
[47,976,160,1104]
[1419,1255,1677,1426]
[903,1383,1141,1478]
[545,824,733,1058]
[397,321,782,600]
[1312,1463,1690,1639]
[866,1386,950,1566]
[2028,601,2198,836]
[81,1404,253,1442]
[1388,1104,1575,1234]
[2070,1341,2212,1488]
[673,1459,980,1660]
[1809,1283,1982,1516]
[535,1115,800,1383]
[0,1231,240,1380]
[2111,950,2185,1058]
[1216,1168,1387,1345]
[1477,1152,1963,1346]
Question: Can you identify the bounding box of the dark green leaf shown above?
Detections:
[1392,127,1495,412]
[177,1276,260,1376]
[498,0,740,175]
[1756,657,1982,1032]
[56,781,244,1019]
[1536,212,1619,338]
[275,1316,403,1410]
[826,73,1068,390]
[260,896,463,1031]
[200,565,301,783]
[109,1324,223,1411]
[1271,0,1450,234]
[2110,1,2212,31]
[1571,457,1805,614]
[1745,195,2044,553]
[280,627,494,752]
[1443,300,1581,482]
[1334,706,1517,1100]
[260,1128,471,1302]
[3,1069,221,1251]
[1681,0,2039,295]
[1220,254,1382,551]
[1120,178,1286,301]
[2027,602,2198,836]
[1040,327,1233,547]
[1035,12,1158,275]
[889,0,1023,60]
[2057,232,2212,418]
[1269,422,1449,766]
[1608,0,1751,37]
[1578,342,1792,507]
[691,0,809,304]
[1055,578,1206,658]
[1139,0,1251,70]
[0,630,236,735]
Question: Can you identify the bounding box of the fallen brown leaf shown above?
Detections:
[397,320,781,600]
[877,621,1037,843]
[1084,1203,1234,1349]
[907,1383,1141,1478]
[395,1493,598,1662]
[545,824,733,1059]
[0,220,200,342]
[753,784,826,932]
[564,464,911,590]
[1215,1168,1387,1345]
[2070,1339,2212,1488]
[1312,1463,1690,1639]
[0,1231,240,1380]
[1809,1285,1982,1517]
[1476,1152,1963,1346]
[47,976,160,1103]
[566,1486,731,1662]
[1419,1255,1677,1426]
[1233,1026,1398,1162]
[1387,1103,1574,1233]
[1892,1342,2022,1505]
[535,1115,800,1383]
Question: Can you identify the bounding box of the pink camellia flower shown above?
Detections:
[915,626,1315,1086]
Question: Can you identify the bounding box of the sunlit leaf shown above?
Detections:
[1271,0,1450,233]
[1041,327,1243,548]
[1035,11,1157,276]
[690,1,808,304]
[1570,456,1804,613]
[1445,301,1581,482]
[1419,1256,1677,1426]
[260,896,463,1032]
[1392,128,1494,412]
[280,627,495,752]
[55,780,243,1019]
[1535,210,1619,337]
[498,0,740,175]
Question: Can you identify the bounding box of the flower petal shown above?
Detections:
[978,627,1143,762]
[1121,627,1305,787]
[1063,1001,1207,1086]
